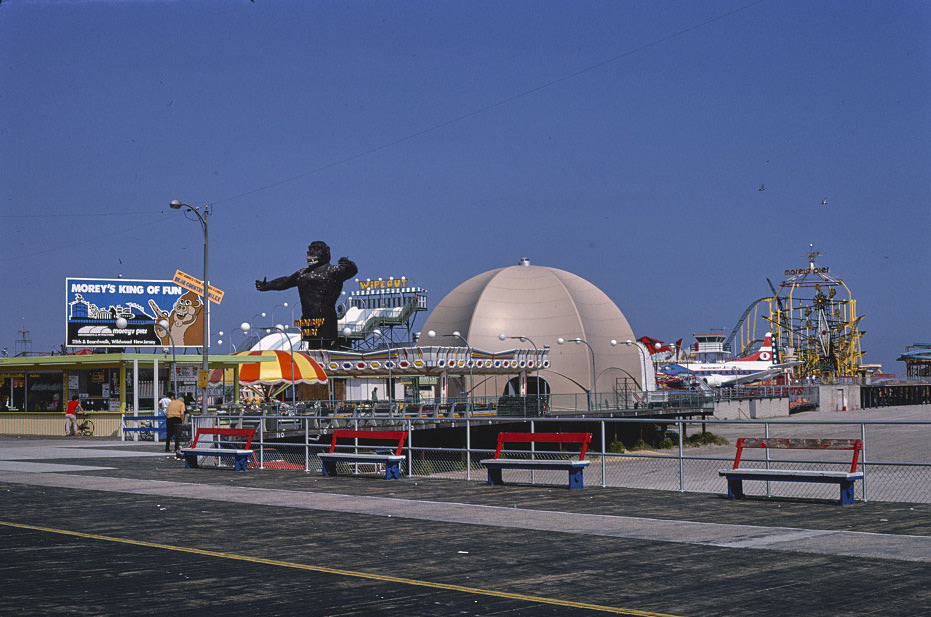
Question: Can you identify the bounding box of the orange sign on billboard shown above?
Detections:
[173,270,224,304]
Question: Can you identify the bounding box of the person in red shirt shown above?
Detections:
[65,396,82,437]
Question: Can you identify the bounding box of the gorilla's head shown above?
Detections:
[306,241,331,268]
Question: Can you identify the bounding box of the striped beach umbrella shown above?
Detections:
[233,350,327,385]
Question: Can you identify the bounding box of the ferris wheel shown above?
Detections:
[766,246,864,380]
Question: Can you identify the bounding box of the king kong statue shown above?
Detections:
[255,241,358,349]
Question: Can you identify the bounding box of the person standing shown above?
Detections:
[158,392,171,415]
[157,392,171,443]
[164,392,185,458]
[65,396,82,437]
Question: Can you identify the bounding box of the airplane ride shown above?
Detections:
[658,332,795,388]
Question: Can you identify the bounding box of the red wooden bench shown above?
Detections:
[719,437,864,505]
[318,430,407,480]
[181,428,256,472]
[480,432,592,489]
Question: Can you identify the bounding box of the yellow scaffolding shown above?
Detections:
[766,247,864,379]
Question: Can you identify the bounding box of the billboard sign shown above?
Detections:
[65,277,206,348]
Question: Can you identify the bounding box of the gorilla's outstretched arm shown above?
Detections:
[335,257,358,281]
[255,271,300,292]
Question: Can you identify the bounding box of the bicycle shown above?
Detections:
[76,412,94,437]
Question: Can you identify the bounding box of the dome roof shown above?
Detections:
[419,260,642,398]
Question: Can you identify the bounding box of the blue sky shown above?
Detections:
[1,0,929,374]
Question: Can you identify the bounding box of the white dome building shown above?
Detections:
[418,259,651,405]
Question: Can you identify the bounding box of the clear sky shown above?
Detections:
[1,0,929,374]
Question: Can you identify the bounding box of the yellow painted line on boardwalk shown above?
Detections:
[1,520,681,617]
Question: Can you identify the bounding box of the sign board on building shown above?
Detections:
[349,276,428,312]
[357,277,408,291]
[173,270,224,304]
[65,277,208,348]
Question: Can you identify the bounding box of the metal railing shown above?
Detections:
[189,414,931,504]
[218,391,715,419]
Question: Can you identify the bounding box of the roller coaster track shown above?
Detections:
[723,297,773,356]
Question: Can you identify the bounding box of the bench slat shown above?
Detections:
[180,447,254,472]
[720,469,863,479]
[319,453,405,462]
[318,452,404,480]
[480,458,590,469]
[733,437,862,472]
[328,429,407,455]
[493,432,592,460]
[738,438,861,450]
[181,428,257,472]
[190,428,255,450]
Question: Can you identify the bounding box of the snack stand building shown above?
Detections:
[0,352,255,436]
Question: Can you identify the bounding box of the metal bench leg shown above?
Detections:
[183,454,199,469]
[568,468,584,489]
[487,468,503,486]
[321,460,337,477]
[839,480,856,506]
[233,455,249,472]
[726,478,744,499]
[384,461,401,480]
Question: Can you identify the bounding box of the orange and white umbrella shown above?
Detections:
[233,350,327,385]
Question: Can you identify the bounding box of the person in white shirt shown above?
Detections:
[158,393,171,415]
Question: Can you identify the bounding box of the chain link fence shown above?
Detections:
[192,413,931,504]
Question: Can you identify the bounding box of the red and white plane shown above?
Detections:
[659,333,795,388]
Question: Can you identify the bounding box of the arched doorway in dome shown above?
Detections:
[503,375,550,397]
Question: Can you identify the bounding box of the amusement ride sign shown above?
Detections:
[357,277,408,291]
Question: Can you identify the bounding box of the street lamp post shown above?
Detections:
[117,316,176,414]
[387,345,393,406]
[169,200,210,417]
[225,328,240,353]
[557,337,596,412]
[274,324,297,410]
[272,303,290,327]
[610,339,647,390]
[450,332,473,412]
[236,322,250,352]
[157,319,179,397]
[499,333,547,416]
[611,338,648,408]
[427,330,473,412]
[372,329,394,406]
